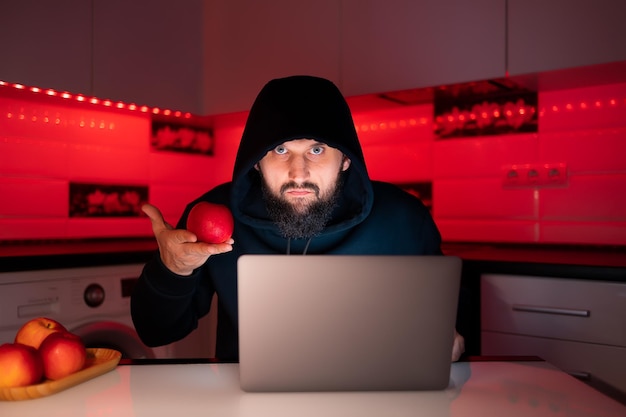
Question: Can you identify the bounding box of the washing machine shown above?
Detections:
[0,263,174,359]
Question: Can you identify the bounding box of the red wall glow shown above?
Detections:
[1,80,626,245]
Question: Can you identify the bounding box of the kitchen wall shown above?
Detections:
[216,81,626,246]
[433,82,626,245]
[2,78,624,245]
[0,89,227,240]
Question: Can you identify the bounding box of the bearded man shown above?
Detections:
[131,75,465,362]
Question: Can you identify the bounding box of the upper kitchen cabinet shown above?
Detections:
[507,0,626,76]
[0,1,92,93]
[201,0,341,115]
[92,0,205,114]
[340,0,506,97]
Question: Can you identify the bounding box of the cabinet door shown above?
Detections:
[92,0,205,114]
[481,274,626,347]
[341,0,506,96]
[0,1,92,93]
[508,0,626,76]
[482,332,626,397]
[201,0,341,115]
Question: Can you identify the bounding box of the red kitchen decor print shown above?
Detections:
[433,78,538,139]
[69,183,148,217]
[150,119,214,156]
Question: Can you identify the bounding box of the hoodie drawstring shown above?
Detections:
[302,238,312,255]
[286,237,313,255]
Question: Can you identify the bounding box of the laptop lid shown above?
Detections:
[237,255,462,392]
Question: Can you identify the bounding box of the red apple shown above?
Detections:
[39,331,87,380]
[0,343,44,388]
[186,202,234,244]
[14,317,68,349]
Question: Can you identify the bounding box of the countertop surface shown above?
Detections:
[1,359,624,417]
[441,242,626,268]
[1,239,625,280]
[1,239,624,263]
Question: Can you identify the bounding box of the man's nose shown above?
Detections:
[288,155,309,181]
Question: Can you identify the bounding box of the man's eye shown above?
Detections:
[311,146,324,155]
[274,146,287,154]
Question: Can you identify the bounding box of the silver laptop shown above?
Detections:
[237,255,462,392]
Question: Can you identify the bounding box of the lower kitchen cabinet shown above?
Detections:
[481,274,626,398]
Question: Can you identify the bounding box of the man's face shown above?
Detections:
[255,139,351,239]
[256,139,351,214]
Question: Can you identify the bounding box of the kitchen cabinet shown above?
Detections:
[194,0,509,114]
[340,0,506,97]
[0,0,92,94]
[92,0,205,114]
[481,273,626,396]
[0,0,205,114]
[507,0,626,76]
[3,1,625,115]
[201,0,341,115]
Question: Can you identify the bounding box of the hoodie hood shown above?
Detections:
[230,75,373,241]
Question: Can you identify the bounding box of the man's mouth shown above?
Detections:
[280,182,319,198]
[284,188,315,197]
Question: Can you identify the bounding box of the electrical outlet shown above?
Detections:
[503,164,534,188]
[503,165,521,187]
[539,162,569,186]
[503,162,569,188]
[526,166,541,186]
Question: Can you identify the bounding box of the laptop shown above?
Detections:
[237,254,462,392]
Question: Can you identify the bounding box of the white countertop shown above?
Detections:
[1,360,624,417]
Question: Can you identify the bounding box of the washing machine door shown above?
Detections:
[71,321,155,359]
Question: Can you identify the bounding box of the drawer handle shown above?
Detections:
[512,304,590,317]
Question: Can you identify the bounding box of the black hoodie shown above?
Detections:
[131,76,442,360]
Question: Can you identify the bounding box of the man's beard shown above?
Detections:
[260,171,344,239]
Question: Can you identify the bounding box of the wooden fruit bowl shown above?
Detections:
[0,348,121,401]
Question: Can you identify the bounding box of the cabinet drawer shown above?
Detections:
[481,274,626,346]
[482,331,626,396]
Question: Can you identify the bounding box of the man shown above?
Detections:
[131,75,465,361]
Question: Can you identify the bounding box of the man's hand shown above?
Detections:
[142,203,234,276]
[452,329,465,362]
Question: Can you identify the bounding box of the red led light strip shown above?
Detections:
[355,117,427,133]
[0,80,193,119]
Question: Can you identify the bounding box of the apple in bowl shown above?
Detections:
[186,202,234,244]
[39,331,87,380]
[0,343,44,388]
[14,317,67,349]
